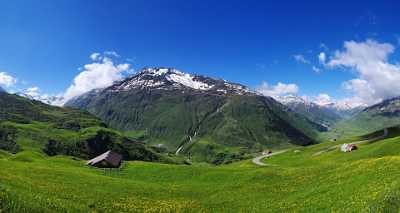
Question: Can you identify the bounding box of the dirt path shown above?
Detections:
[350,128,388,145]
[313,128,389,156]
[252,149,289,166]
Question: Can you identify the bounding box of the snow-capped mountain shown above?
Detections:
[275,95,343,127]
[108,67,255,96]
[275,95,367,129]
[316,101,358,112]
[16,92,65,106]
[13,68,255,107]
[277,95,315,107]
[65,67,325,162]
[276,95,363,113]
[362,96,400,114]
[333,96,400,138]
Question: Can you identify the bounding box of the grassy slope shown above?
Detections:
[0,92,178,163]
[322,110,400,141]
[285,101,342,128]
[2,128,400,212]
[68,90,321,163]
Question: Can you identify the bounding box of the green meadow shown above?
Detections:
[2,128,400,212]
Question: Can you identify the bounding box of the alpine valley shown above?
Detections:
[65,68,324,163]
[4,68,400,211]
[5,2,400,212]
[275,95,361,128]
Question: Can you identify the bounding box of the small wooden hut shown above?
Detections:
[340,144,357,152]
[86,150,122,168]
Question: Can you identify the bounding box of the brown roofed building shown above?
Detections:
[87,150,122,168]
[340,144,358,152]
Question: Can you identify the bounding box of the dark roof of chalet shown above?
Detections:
[87,150,122,167]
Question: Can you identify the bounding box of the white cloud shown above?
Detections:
[328,39,393,68]
[318,52,326,64]
[0,72,17,87]
[90,53,101,61]
[63,52,131,101]
[25,86,40,97]
[256,82,299,97]
[312,66,321,73]
[104,51,120,57]
[23,86,52,101]
[335,97,367,109]
[91,51,120,61]
[293,54,310,64]
[305,93,365,109]
[327,39,400,105]
[314,93,332,106]
[20,86,65,106]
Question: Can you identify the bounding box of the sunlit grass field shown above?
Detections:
[1,128,400,212]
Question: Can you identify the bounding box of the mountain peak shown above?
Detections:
[108,67,255,96]
[276,95,310,106]
[15,92,65,106]
[276,95,362,111]
[139,67,178,76]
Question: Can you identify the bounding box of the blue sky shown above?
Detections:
[1,0,400,106]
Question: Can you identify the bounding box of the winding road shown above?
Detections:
[253,128,389,165]
[313,128,389,156]
[252,149,289,166]
[350,128,388,145]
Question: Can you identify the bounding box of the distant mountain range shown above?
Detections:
[16,92,65,106]
[331,96,400,138]
[66,67,324,163]
[5,67,400,162]
[276,95,342,128]
[277,95,355,111]
[275,95,364,128]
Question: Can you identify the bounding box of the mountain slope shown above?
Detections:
[276,95,365,126]
[318,102,364,118]
[66,68,323,162]
[277,95,342,128]
[332,97,400,137]
[0,91,171,163]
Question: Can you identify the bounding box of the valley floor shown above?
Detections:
[2,129,400,212]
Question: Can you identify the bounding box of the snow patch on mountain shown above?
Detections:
[64,67,259,107]
[277,95,310,106]
[113,67,215,91]
[276,95,361,111]
[223,83,253,95]
[320,102,353,111]
[166,72,213,90]
[143,67,169,76]
[16,92,65,106]
[109,67,255,96]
